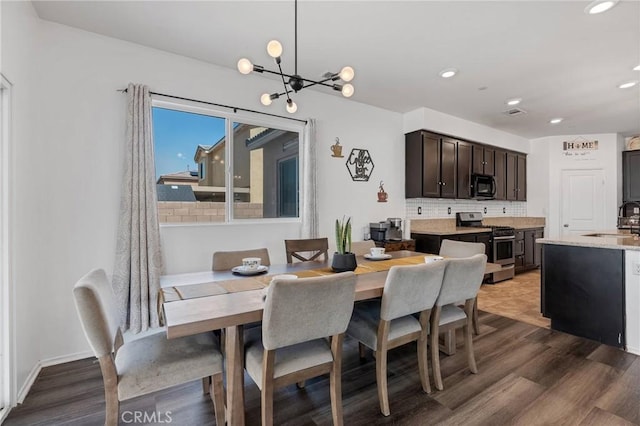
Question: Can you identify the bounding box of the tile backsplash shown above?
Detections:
[405,199,527,219]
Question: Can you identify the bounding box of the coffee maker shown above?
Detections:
[386,217,403,240]
[369,222,388,242]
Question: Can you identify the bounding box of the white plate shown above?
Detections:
[363,254,392,260]
[231,265,269,275]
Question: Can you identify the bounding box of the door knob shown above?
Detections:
[563,224,569,227]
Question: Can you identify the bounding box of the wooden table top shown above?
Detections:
[163,251,501,339]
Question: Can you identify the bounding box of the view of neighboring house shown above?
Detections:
[158,122,299,218]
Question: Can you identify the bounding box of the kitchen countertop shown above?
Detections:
[410,217,546,235]
[538,230,640,251]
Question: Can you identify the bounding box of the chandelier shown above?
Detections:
[236,0,355,114]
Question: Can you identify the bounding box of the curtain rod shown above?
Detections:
[117,88,308,124]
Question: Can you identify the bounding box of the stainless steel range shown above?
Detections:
[457,212,515,283]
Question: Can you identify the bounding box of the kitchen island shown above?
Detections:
[538,231,640,355]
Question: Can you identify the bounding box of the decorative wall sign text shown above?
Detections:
[562,137,598,157]
[346,148,374,181]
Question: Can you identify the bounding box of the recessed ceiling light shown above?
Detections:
[506,98,522,106]
[439,68,458,78]
[550,118,563,124]
[584,0,619,14]
[633,65,640,71]
[618,81,638,89]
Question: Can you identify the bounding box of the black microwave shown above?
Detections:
[471,174,497,198]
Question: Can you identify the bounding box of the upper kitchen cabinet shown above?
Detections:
[472,145,495,176]
[506,152,527,201]
[623,150,640,201]
[457,141,473,199]
[494,149,507,200]
[405,131,457,198]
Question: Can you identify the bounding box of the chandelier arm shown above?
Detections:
[276,61,293,101]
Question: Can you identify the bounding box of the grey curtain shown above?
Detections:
[113,83,163,333]
[301,119,318,238]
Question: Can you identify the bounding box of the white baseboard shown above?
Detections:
[17,350,94,404]
[17,362,41,404]
[0,406,11,424]
[626,345,640,356]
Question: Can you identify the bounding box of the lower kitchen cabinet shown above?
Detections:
[412,232,491,259]
[515,227,544,273]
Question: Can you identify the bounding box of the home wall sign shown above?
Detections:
[562,136,598,158]
[346,148,374,181]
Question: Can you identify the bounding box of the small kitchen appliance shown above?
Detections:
[369,222,389,242]
[457,212,515,283]
[617,201,640,233]
[386,217,403,240]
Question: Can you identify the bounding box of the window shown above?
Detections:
[152,101,302,223]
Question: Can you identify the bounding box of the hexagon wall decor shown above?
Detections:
[345,148,374,181]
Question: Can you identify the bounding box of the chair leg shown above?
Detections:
[296,381,306,389]
[210,373,226,426]
[202,377,211,395]
[98,355,119,426]
[358,342,367,360]
[375,321,391,416]
[430,307,443,391]
[472,298,481,335]
[261,350,276,426]
[417,311,431,394]
[464,300,478,374]
[330,334,345,426]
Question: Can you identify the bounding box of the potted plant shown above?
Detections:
[332,216,357,272]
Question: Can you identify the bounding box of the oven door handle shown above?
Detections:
[493,236,515,240]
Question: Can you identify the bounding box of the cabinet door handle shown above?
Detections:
[442,182,446,186]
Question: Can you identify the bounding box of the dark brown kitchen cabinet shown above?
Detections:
[472,145,495,176]
[405,129,526,201]
[494,149,507,200]
[457,141,473,199]
[515,227,544,273]
[506,152,527,201]
[623,150,640,202]
[405,131,456,198]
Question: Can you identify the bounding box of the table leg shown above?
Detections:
[225,325,245,426]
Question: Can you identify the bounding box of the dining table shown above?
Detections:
[161,250,502,426]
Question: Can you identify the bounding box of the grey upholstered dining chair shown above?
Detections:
[212,247,271,271]
[439,239,486,335]
[244,272,357,426]
[430,254,487,390]
[346,262,447,416]
[351,240,377,256]
[73,269,225,426]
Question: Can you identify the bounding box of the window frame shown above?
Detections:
[152,98,305,225]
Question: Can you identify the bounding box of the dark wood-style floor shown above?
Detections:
[5,309,639,426]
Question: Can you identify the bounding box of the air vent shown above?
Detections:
[502,108,527,116]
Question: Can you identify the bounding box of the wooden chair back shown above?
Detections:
[284,238,329,263]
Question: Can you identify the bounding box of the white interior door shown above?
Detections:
[561,169,605,236]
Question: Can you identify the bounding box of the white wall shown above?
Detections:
[529,134,622,238]
[2,1,405,395]
[403,107,530,154]
[1,1,43,399]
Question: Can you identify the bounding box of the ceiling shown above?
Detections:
[32,1,640,139]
